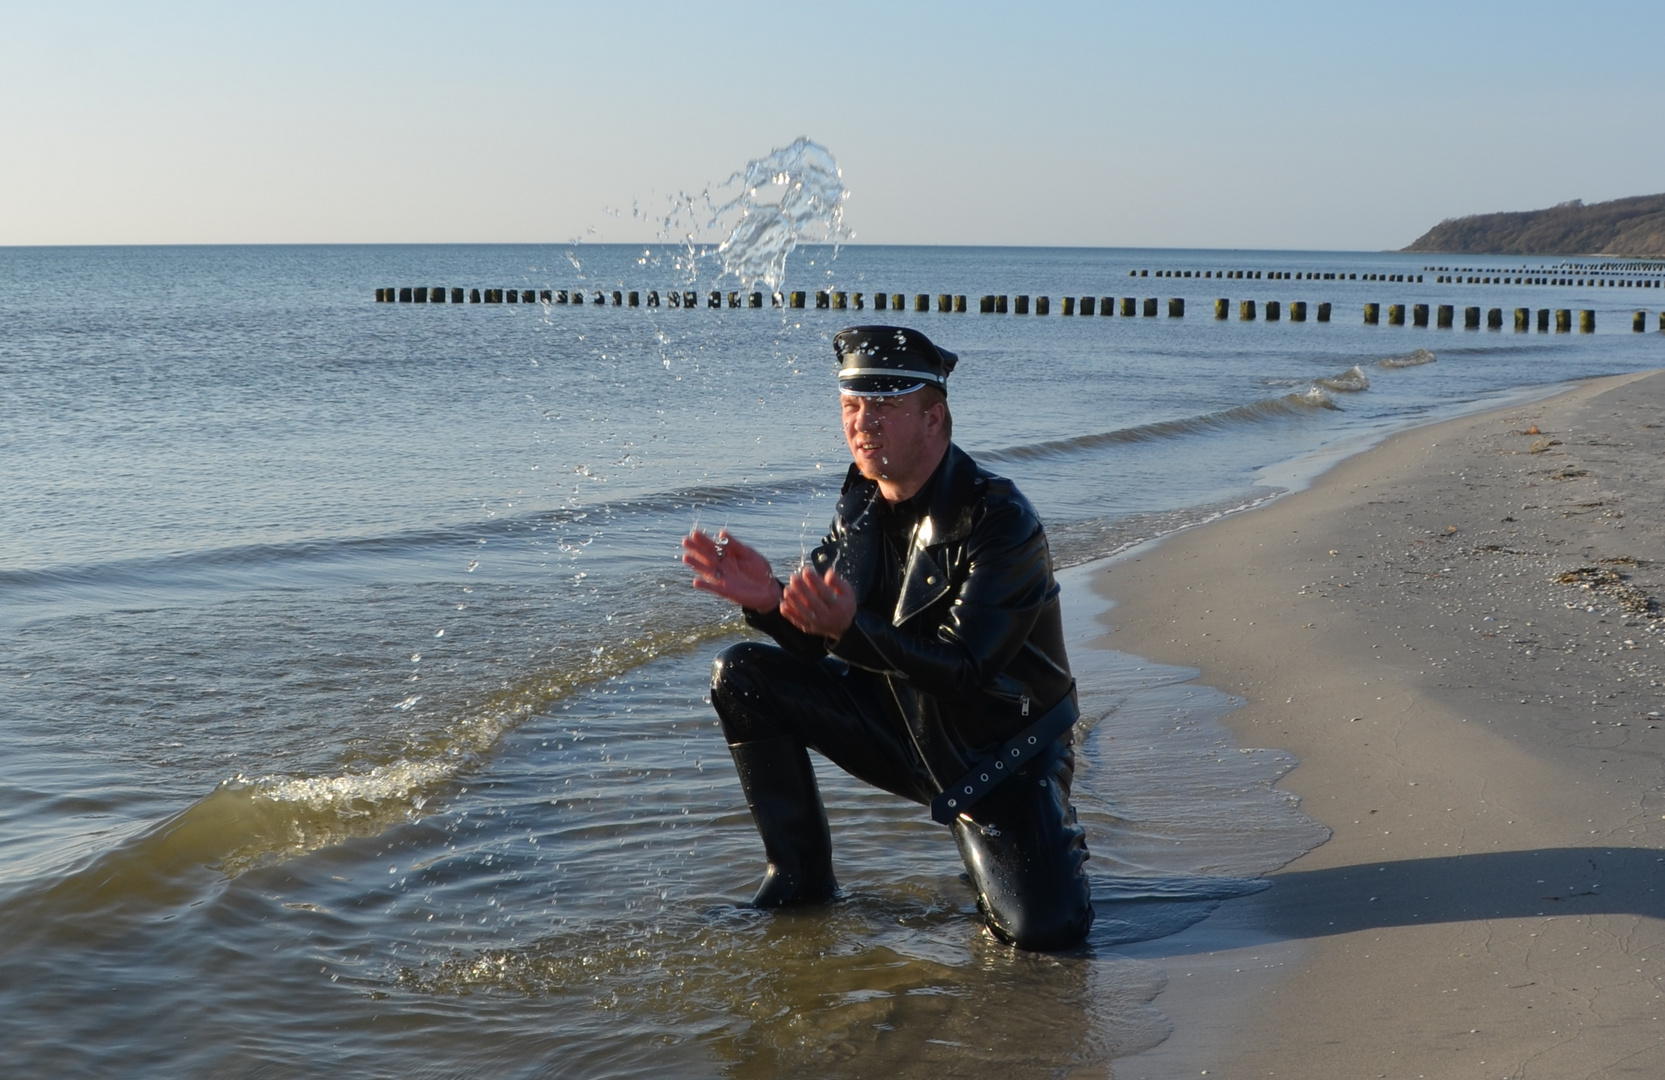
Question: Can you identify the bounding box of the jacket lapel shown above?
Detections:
[817,465,882,603]
[894,520,949,625]
[892,446,980,627]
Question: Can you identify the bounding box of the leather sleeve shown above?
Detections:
[742,597,830,663]
[829,499,1048,697]
[740,525,844,663]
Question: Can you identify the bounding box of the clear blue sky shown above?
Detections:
[2,1,1661,249]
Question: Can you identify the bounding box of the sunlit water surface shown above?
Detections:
[2,242,1659,1076]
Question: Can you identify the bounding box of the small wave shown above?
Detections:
[1378,348,1436,369]
[0,524,506,593]
[1046,491,1285,570]
[1317,364,1370,393]
[0,618,738,934]
[616,473,829,515]
[0,473,847,598]
[976,391,1340,464]
[231,617,736,856]
[1092,873,1271,903]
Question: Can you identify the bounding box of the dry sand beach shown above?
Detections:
[1103,369,1665,1079]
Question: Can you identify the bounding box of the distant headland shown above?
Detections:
[1402,193,1665,256]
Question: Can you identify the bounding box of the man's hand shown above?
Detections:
[780,564,856,641]
[682,529,783,612]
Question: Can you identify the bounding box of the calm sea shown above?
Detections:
[2,243,1658,1077]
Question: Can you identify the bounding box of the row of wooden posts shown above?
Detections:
[1432,273,1661,288]
[368,287,1368,317]
[374,286,1136,313]
[1428,261,1665,271]
[371,288,1662,331]
[1362,304,1605,333]
[1129,269,1422,282]
[1129,267,1664,288]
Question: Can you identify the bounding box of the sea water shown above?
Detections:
[1,241,1659,1077]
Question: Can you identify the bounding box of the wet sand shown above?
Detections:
[1098,369,1665,1078]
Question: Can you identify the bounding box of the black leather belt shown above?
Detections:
[930,682,1078,825]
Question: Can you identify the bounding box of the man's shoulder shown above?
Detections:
[945,446,1043,535]
[952,448,1029,507]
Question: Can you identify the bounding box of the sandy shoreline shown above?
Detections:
[1096,369,1665,1078]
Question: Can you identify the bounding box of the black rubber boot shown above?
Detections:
[728,735,838,908]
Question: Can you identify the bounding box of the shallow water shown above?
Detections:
[1,243,1659,1076]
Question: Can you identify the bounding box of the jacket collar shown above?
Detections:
[918,443,980,547]
[834,444,982,627]
[834,442,978,546]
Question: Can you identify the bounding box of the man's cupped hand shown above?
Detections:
[780,564,856,641]
[682,529,783,612]
[682,528,855,640]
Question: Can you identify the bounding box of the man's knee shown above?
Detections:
[711,641,791,743]
[710,640,777,697]
[953,748,1094,950]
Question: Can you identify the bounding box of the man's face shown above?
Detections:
[841,390,944,492]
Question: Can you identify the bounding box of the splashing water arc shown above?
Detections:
[708,138,848,294]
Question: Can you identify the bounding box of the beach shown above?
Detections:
[1102,368,1665,1078]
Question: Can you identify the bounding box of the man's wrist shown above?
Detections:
[743,578,785,615]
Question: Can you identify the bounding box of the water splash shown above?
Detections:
[642,137,850,294]
[708,138,849,292]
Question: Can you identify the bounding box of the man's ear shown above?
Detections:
[925,399,947,434]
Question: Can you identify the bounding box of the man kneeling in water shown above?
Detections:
[681,326,1092,951]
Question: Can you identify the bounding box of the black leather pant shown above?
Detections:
[711,640,1094,951]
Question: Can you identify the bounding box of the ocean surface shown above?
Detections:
[2,243,1660,1077]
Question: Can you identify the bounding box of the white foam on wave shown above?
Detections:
[214,616,739,869]
[1316,365,1370,393]
[1294,385,1336,407]
[247,757,452,814]
[1379,348,1437,369]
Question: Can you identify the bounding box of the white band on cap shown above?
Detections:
[836,366,946,386]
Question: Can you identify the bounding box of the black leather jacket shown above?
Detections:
[746,443,1075,782]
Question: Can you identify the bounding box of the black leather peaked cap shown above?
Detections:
[833,325,959,396]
